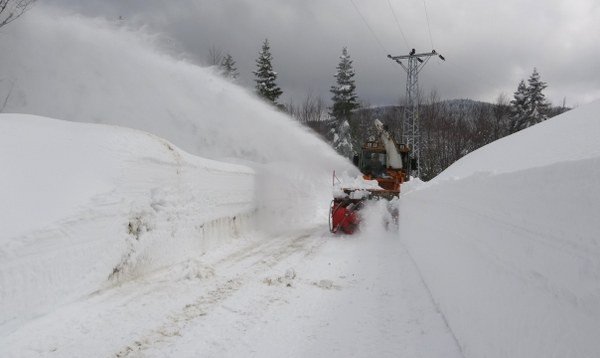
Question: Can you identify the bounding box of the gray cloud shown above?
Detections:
[49,0,600,107]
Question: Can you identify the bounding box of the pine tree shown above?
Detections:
[526,68,550,126]
[253,39,282,104]
[329,120,354,159]
[330,47,359,121]
[509,80,529,133]
[509,68,551,133]
[219,54,239,80]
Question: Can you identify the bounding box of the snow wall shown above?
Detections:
[0,5,356,232]
[0,6,355,335]
[399,102,600,357]
[0,114,256,335]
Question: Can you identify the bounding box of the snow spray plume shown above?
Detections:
[0,5,357,230]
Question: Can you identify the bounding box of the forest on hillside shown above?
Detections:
[292,94,569,180]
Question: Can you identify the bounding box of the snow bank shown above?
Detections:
[0,114,255,335]
[0,5,356,231]
[438,101,600,180]
[399,103,600,357]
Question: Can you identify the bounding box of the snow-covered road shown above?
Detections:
[1,220,462,358]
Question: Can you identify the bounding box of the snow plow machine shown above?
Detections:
[329,120,411,234]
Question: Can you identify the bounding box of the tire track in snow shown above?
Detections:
[114,227,325,357]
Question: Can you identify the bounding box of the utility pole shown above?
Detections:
[387,49,444,178]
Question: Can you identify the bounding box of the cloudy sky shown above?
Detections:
[51,0,600,107]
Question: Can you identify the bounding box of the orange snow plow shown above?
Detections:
[329,121,410,234]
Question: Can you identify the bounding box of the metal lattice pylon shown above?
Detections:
[388,50,444,178]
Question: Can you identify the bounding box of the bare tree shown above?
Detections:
[1,1,36,112]
[492,93,511,140]
[0,0,36,29]
[207,44,224,66]
[0,79,15,112]
[419,90,443,179]
[299,91,326,123]
[286,91,327,124]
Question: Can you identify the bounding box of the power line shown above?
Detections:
[349,0,389,54]
[441,58,499,91]
[386,0,410,51]
[422,0,434,49]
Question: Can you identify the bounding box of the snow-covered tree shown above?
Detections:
[253,39,282,104]
[329,120,354,159]
[330,47,359,121]
[509,68,551,133]
[526,68,550,126]
[219,54,239,80]
[509,80,529,133]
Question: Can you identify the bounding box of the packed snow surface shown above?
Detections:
[399,101,600,357]
[0,198,463,357]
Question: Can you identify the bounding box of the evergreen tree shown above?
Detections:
[526,67,550,126]
[253,39,282,104]
[219,54,239,80]
[509,80,529,133]
[329,120,354,159]
[330,47,359,121]
[509,68,551,133]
